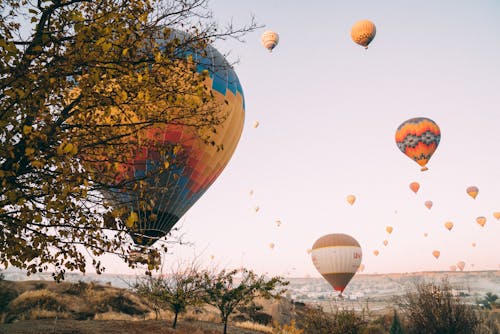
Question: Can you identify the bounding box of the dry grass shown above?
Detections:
[235,321,273,333]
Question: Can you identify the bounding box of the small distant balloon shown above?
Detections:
[269,242,275,250]
[346,194,356,205]
[261,30,279,52]
[457,261,465,271]
[449,265,457,272]
[358,264,365,272]
[409,182,420,194]
[252,120,259,128]
[476,216,486,227]
[493,212,500,220]
[471,242,476,247]
[383,240,388,246]
[386,226,393,234]
[466,186,479,199]
[350,20,376,49]
[275,219,282,227]
[424,200,433,210]
[210,255,215,260]
[306,248,312,254]
[373,250,380,256]
[444,221,454,231]
[432,250,440,259]
[423,232,428,237]
[254,205,260,212]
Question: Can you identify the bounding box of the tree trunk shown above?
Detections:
[172,311,179,328]
[223,319,228,334]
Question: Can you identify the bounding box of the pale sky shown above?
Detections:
[102,0,500,277]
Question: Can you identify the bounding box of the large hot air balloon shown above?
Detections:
[395,117,441,171]
[386,226,394,234]
[444,221,454,231]
[476,216,486,227]
[466,186,479,199]
[95,31,245,246]
[261,31,279,52]
[424,200,433,210]
[310,234,362,296]
[432,250,440,259]
[350,20,376,49]
[409,182,420,194]
[346,194,356,205]
[457,261,466,271]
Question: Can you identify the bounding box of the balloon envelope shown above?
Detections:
[350,20,376,48]
[101,33,245,245]
[457,261,466,271]
[444,221,454,231]
[409,182,420,194]
[466,186,479,199]
[386,226,393,234]
[311,233,362,293]
[373,250,380,256]
[432,250,440,259]
[261,30,279,52]
[424,200,433,210]
[476,216,486,227]
[494,212,500,220]
[395,117,441,171]
[253,120,259,128]
[383,240,388,246]
[346,194,356,205]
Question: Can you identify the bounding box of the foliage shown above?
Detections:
[295,305,366,334]
[272,319,304,334]
[0,283,18,314]
[200,268,288,334]
[4,289,67,323]
[390,310,404,334]
[134,261,203,327]
[0,0,257,281]
[399,278,480,334]
[478,293,499,310]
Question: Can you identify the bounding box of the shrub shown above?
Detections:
[296,305,366,334]
[0,284,18,314]
[399,278,480,334]
[93,291,147,316]
[5,289,67,323]
[273,319,304,334]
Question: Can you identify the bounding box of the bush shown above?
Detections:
[399,279,480,334]
[93,291,147,316]
[5,289,67,323]
[296,305,366,334]
[0,284,18,314]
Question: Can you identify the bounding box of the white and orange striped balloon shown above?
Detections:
[311,233,362,294]
[261,31,279,52]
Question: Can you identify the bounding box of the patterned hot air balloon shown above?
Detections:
[350,20,376,49]
[444,221,454,231]
[409,182,420,194]
[261,31,279,52]
[395,117,441,171]
[346,194,356,205]
[311,234,362,295]
[424,200,433,210]
[96,31,245,246]
[466,186,479,199]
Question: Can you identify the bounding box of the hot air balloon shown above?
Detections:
[472,242,476,247]
[350,20,376,49]
[424,200,433,210]
[395,117,441,171]
[476,216,486,227]
[493,212,500,220]
[254,205,260,212]
[306,248,312,254]
[383,240,388,246]
[310,233,362,296]
[444,221,454,231]
[466,186,479,199]
[249,189,254,196]
[253,120,259,128]
[346,194,356,205]
[409,182,420,194]
[386,226,393,234]
[432,250,440,259]
[357,264,365,272]
[94,30,245,246]
[261,30,279,52]
[269,242,275,250]
[457,261,465,271]
[423,232,428,237]
[373,250,380,256]
[275,219,282,227]
[449,265,457,272]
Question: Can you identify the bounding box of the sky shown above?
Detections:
[103,0,500,277]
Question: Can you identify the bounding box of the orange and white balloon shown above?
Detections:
[261,31,279,52]
[346,194,356,205]
[350,20,376,49]
[432,250,440,259]
[386,226,393,234]
[476,216,486,227]
[444,221,454,231]
[466,186,479,199]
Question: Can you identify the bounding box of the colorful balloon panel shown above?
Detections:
[311,234,362,293]
[351,20,376,49]
[395,117,441,171]
[108,38,245,245]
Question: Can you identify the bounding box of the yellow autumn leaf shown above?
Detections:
[63,143,74,153]
[125,211,138,228]
[163,161,170,169]
[173,145,182,155]
[31,160,44,169]
[23,125,32,134]
[25,147,35,156]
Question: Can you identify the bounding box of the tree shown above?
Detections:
[0,0,257,281]
[134,260,203,328]
[390,309,404,334]
[478,292,499,310]
[399,279,480,334]
[200,268,288,334]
